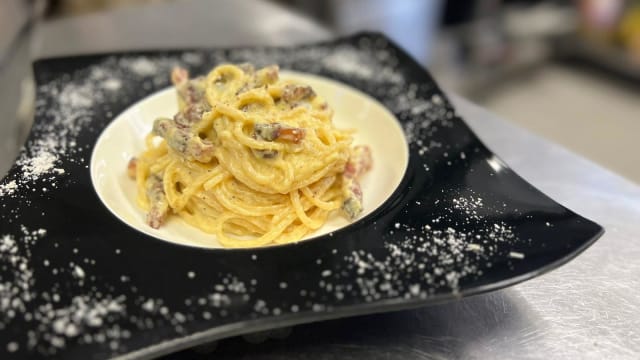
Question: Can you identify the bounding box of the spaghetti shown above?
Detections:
[128,63,372,248]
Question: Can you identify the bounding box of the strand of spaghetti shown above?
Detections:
[131,63,370,247]
[205,66,245,102]
[236,89,275,106]
[220,178,286,206]
[181,206,269,236]
[191,113,215,137]
[290,189,324,229]
[215,212,294,248]
[149,155,172,174]
[231,125,283,151]
[216,148,286,192]
[223,218,267,235]
[162,160,182,209]
[193,194,225,214]
[135,158,151,209]
[144,133,156,148]
[269,183,328,227]
[273,225,312,244]
[274,208,329,244]
[202,170,231,190]
[214,103,249,122]
[164,166,211,212]
[300,186,340,211]
[315,127,337,146]
[214,179,288,216]
[281,159,295,189]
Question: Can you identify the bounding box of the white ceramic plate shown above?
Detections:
[90,71,409,249]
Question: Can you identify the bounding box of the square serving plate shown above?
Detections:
[0,32,602,359]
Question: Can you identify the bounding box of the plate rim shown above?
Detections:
[88,70,412,251]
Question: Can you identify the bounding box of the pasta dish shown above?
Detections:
[127,63,372,248]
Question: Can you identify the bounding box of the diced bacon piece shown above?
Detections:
[153,118,214,163]
[127,157,137,180]
[145,175,170,229]
[343,145,372,179]
[340,145,373,220]
[255,65,279,86]
[253,123,306,144]
[341,179,364,220]
[174,102,209,127]
[171,67,189,86]
[277,127,305,144]
[282,84,315,103]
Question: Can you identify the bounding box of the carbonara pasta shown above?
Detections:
[127,63,372,248]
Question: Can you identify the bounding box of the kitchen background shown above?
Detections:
[2,0,639,182]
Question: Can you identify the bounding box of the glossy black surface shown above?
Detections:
[0,33,602,359]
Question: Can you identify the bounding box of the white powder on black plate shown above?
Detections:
[0,37,538,357]
[18,150,62,180]
[0,180,17,196]
[0,54,180,202]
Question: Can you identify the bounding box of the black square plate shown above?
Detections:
[0,32,603,359]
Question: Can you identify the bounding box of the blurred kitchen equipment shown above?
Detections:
[0,0,43,176]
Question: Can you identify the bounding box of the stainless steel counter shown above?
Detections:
[443,97,640,359]
[2,0,638,358]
